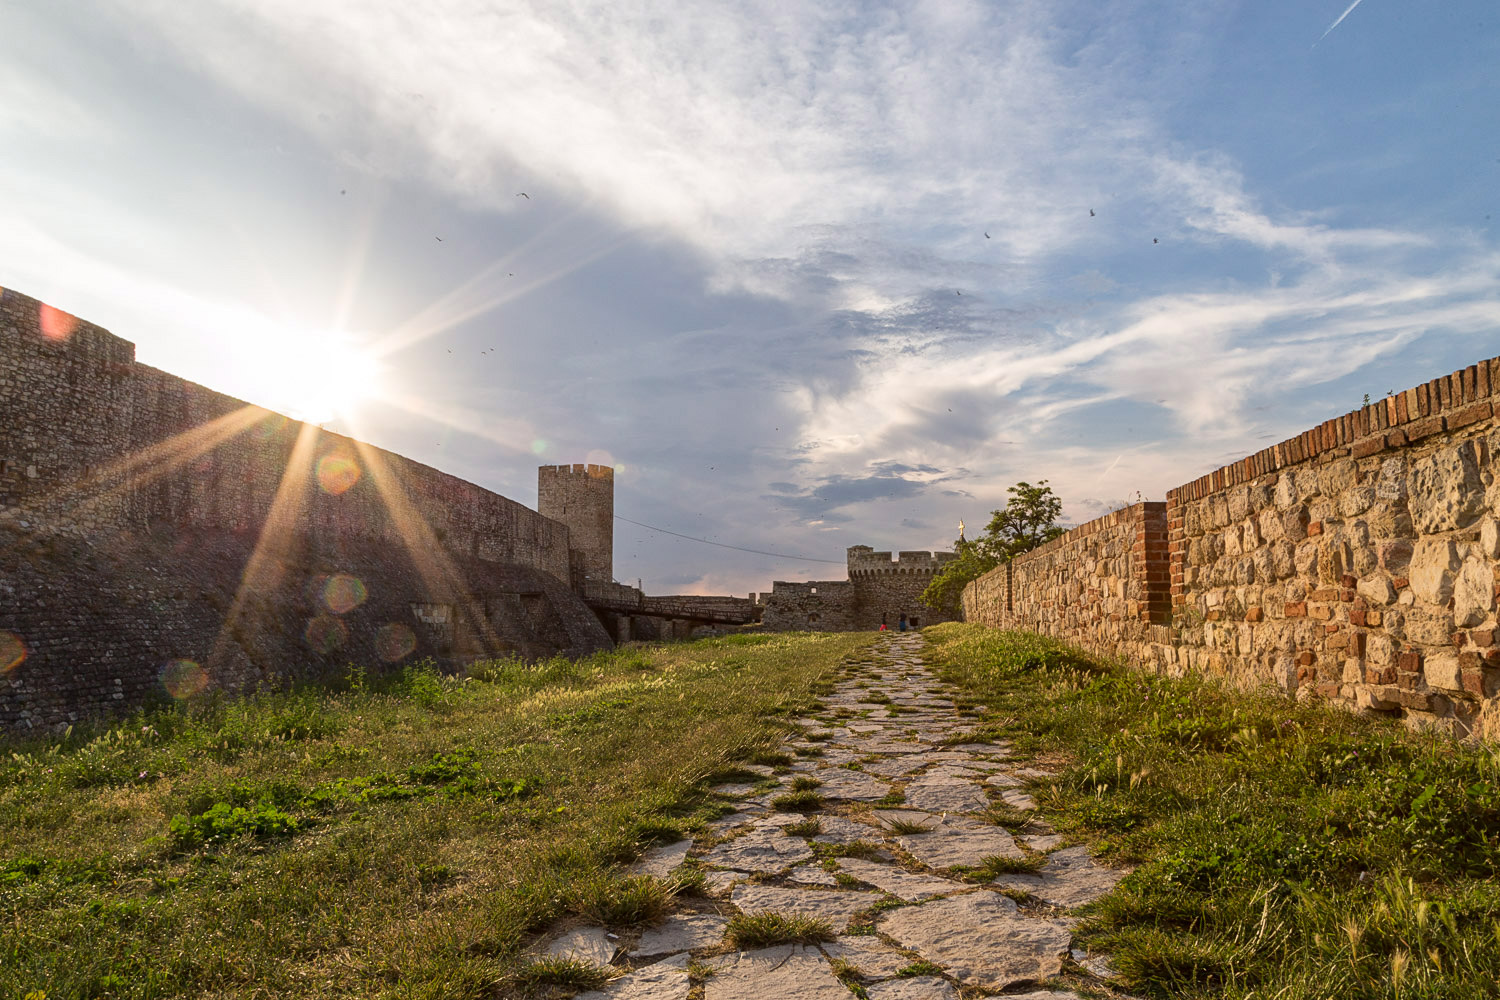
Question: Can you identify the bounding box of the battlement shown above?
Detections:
[846,545,955,578]
[538,463,614,481]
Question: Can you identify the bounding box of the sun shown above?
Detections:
[227,323,383,425]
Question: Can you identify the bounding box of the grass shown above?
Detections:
[0,632,869,999]
[772,789,824,812]
[970,853,1047,877]
[724,911,835,948]
[790,775,823,791]
[510,955,618,991]
[924,622,1500,1000]
[782,817,822,837]
[883,818,933,835]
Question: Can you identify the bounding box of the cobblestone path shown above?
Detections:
[545,633,1129,999]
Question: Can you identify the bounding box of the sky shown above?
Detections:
[2,0,1498,596]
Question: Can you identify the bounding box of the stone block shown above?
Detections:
[1408,442,1485,533]
[1423,649,1463,692]
[1409,539,1460,605]
[1453,558,1494,627]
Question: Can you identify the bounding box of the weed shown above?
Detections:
[725,912,835,948]
[790,775,822,792]
[512,956,617,991]
[782,817,822,837]
[896,960,945,977]
[884,818,933,836]
[772,789,824,812]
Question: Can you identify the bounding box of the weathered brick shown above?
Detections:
[1285,602,1308,618]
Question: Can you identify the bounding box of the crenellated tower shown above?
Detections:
[538,463,614,586]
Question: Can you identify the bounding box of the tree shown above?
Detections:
[921,480,1066,615]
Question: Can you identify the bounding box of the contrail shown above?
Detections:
[1318,0,1367,42]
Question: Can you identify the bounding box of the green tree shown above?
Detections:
[921,480,1066,615]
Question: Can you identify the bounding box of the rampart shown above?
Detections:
[962,354,1500,740]
[761,546,957,632]
[0,288,611,729]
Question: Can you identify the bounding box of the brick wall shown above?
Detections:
[0,288,610,730]
[961,354,1500,740]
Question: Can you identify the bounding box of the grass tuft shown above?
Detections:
[512,956,618,991]
[772,789,824,813]
[725,911,835,948]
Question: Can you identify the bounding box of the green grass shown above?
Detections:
[510,955,618,992]
[924,622,1500,1000]
[0,632,869,999]
[772,789,824,812]
[724,911,835,948]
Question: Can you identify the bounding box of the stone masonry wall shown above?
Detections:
[760,580,856,632]
[0,288,609,730]
[961,353,1500,740]
[962,502,1169,664]
[848,546,957,630]
[538,464,614,583]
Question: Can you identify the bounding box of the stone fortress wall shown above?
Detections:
[963,353,1500,740]
[762,547,957,632]
[0,288,613,729]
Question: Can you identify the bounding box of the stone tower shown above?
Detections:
[538,463,614,585]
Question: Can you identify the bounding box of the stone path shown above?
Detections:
[546,633,1130,998]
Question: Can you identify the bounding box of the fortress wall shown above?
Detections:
[760,580,855,632]
[0,288,607,730]
[848,547,956,629]
[962,354,1500,739]
[961,502,1169,664]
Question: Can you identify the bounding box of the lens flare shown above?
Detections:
[161,659,208,699]
[317,453,361,495]
[39,304,79,342]
[614,463,626,475]
[530,438,548,455]
[323,573,367,614]
[304,614,348,653]
[0,632,26,674]
[375,622,417,662]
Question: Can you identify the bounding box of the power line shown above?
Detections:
[614,515,844,564]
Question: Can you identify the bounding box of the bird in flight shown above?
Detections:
[1089,209,1095,217]
[1153,238,1159,244]
[516,192,530,199]
[984,232,990,239]
[435,236,443,241]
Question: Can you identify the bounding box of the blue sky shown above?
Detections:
[2,0,1497,594]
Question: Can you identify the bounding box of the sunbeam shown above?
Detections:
[351,438,508,658]
[6,404,271,530]
[209,420,320,675]
[370,210,632,359]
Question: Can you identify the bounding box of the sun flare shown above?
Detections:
[226,323,382,425]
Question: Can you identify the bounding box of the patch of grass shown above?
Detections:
[724,911,835,948]
[884,818,933,836]
[790,775,822,792]
[512,956,618,991]
[875,789,907,807]
[747,750,795,768]
[0,632,872,997]
[782,817,822,837]
[971,853,1046,877]
[896,960,945,977]
[821,840,884,860]
[772,789,824,812]
[924,622,1500,1000]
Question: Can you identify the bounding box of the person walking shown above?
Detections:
[898,614,908,632]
